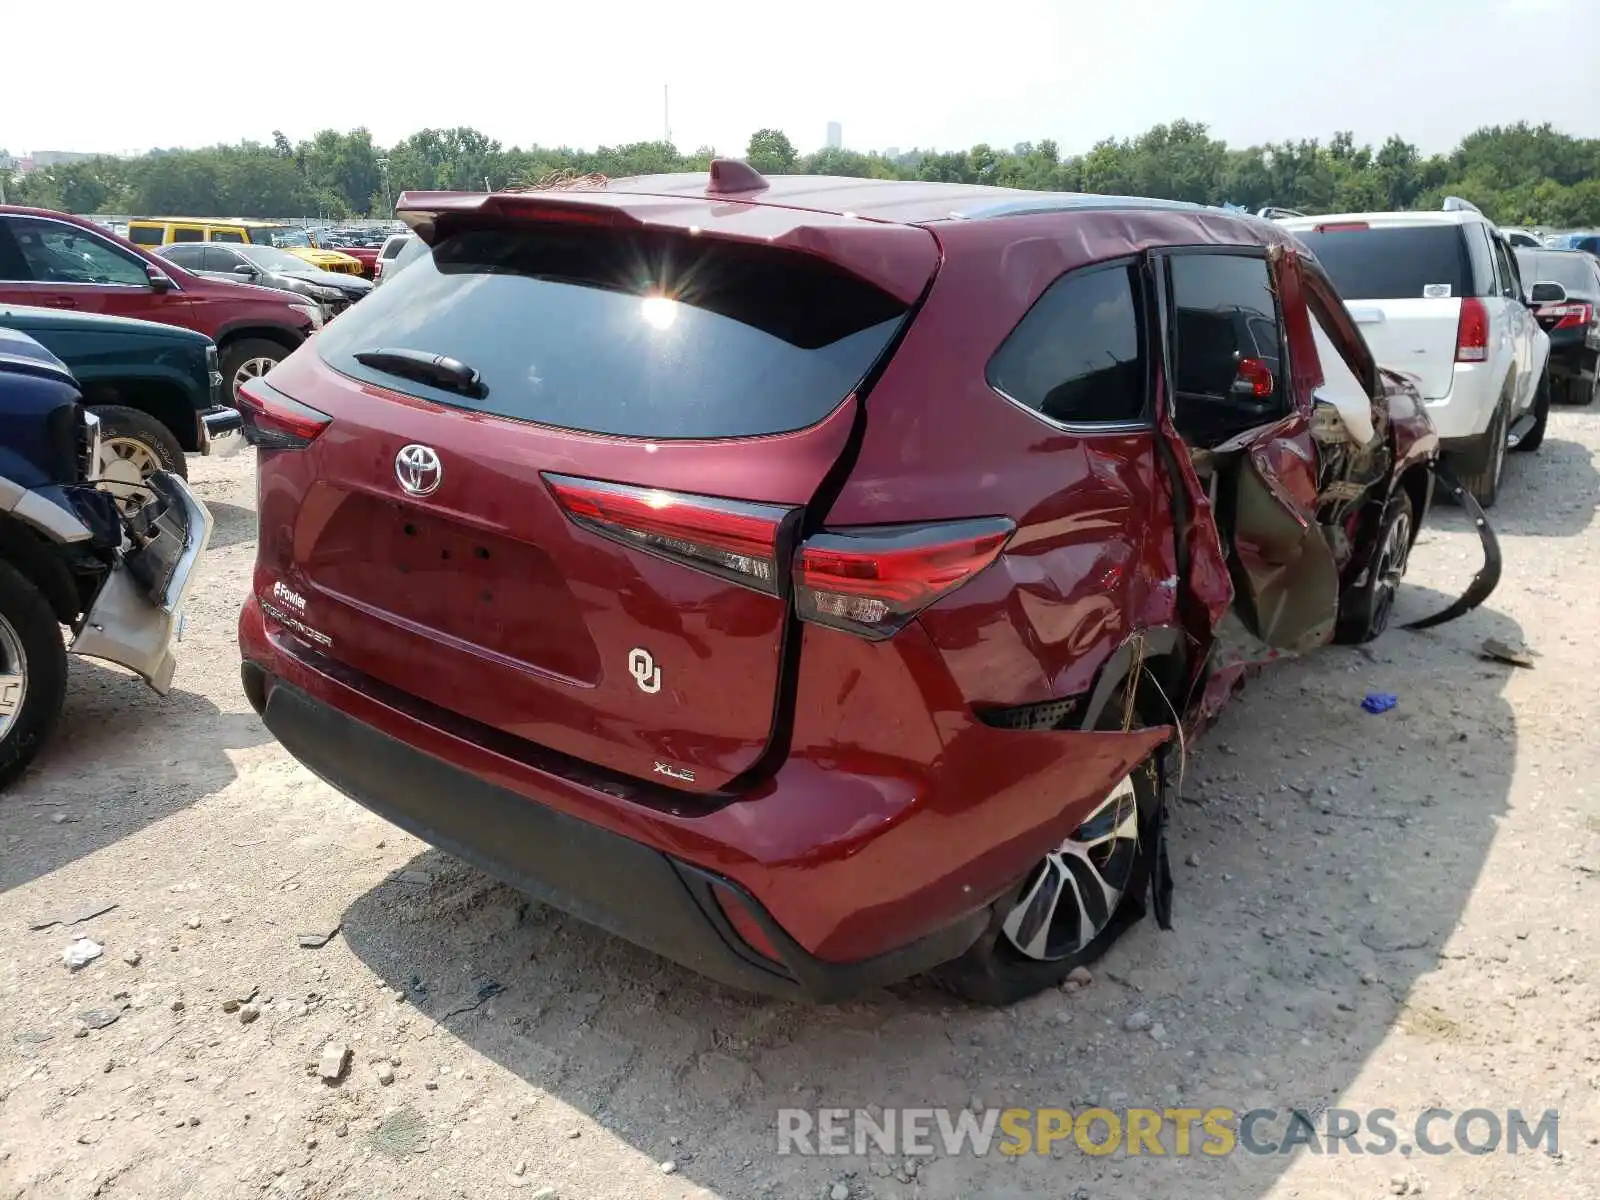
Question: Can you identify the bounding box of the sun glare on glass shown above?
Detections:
[640,295,679,330]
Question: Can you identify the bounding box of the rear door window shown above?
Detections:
[160,243,207,270]
[127,224,165,246]
[314,225,911,439]
[1294,225,1472,300]
[986,259,1147,425]
[1165,251,1289,446]
[171,226,205,243]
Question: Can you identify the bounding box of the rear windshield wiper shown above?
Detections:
[352,348,485,398]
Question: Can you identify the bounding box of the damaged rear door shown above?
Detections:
[1153,244,1341,661]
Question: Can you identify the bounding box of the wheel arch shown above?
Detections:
[84,378,200,453]
[215,324,305,356]
[1077,627,1190,732]
[0,513,80,625]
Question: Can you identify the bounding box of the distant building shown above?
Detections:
[826,122,843,151]
[29,150,97,169]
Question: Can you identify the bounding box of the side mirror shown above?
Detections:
[1528,281,1568,305]
[232,263,256,277]
[146,266,174,293]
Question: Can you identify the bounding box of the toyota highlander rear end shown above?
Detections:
[237,181,1158,1000]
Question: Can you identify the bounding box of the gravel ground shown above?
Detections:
[2,409,1598,1200]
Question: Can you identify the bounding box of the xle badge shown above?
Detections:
[628,647,661,694]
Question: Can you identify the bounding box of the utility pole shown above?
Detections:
[664,84,671,147]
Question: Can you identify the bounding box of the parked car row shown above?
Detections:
[0,204,316,484]
[154,241,372,320]
[1277,197,1581,507]
[0,326,211,785]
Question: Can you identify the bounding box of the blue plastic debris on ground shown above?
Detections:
[1362,692,1399,714]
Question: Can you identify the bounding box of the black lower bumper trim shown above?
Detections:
[248,666,986,1002]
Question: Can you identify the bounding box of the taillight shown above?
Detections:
[543,474,798,595]
[794,518,1014,640]
[236,377,332,450]
[1455,298,1490,362]
[1537,301,1595,330]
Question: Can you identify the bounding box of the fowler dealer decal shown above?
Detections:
[261,583,332,649]
[272,580,308,612]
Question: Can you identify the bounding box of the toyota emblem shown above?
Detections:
[395,444,442,497]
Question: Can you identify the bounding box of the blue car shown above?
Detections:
[0,326,213,786]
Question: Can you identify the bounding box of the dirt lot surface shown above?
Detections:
[3,411,1599,1200]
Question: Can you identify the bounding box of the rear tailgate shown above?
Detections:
[250,201,938,793]
[1291,222,1472,400]
[1341,298,1463,400]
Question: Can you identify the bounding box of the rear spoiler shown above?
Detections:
[393,186,940,305]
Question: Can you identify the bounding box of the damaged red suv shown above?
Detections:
[237,164,1438,1004]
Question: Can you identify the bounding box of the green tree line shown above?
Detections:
[8,119,1599,227]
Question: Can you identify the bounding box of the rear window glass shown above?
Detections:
[1516,250,1598,295]
[1294,225,1471,300]
[315,225,910,438]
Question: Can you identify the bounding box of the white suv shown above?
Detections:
[1279,200,1550,507]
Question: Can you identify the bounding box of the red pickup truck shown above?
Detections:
[0,207,320,407]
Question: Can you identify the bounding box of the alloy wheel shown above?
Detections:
[1000,772,1142,961]
[232,356,279,399]
[0,613,28,741]
[1368,507,1412,635]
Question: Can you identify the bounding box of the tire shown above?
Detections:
[1453,397,1507,510]
[1512,367,1549,454]
[90,404,187,514]
[0,559,69,790]
[1583,370,1600,408]
[1334,491,1415,645]
[930,702,1162,1006]
[220,338,288,405]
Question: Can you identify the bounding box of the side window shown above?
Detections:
[205,247,244,272]
[159,244,206,270]
[1166,252,1287,446]
[1464,224,1498,298]
[8,218,150,287]
[210,229,245,243]
[986,260,1147,426]
[171,226,205,243]
[0,221,30,281]
[127,225,165,247]
[1489,236,1517,299]
[1500,242,1525,299]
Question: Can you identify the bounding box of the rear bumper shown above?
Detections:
[246,667,988,1002]
[1422,363,1501,441]
[239,599,1166,1000]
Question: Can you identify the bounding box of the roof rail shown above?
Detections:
[1442,196,1482,214]
[1256,206,1305,220]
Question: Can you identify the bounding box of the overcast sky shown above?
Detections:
[8,0,1598,159]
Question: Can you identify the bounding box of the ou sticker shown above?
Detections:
[1423,283,1452,298]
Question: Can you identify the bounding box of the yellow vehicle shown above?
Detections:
[124,218,364,276]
